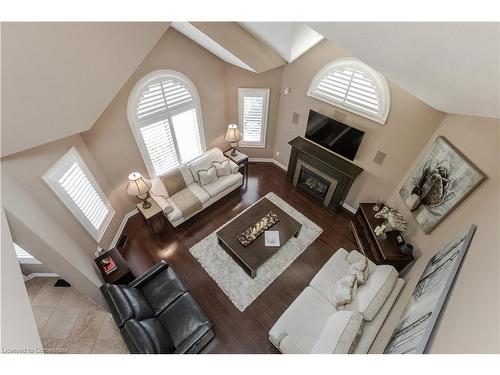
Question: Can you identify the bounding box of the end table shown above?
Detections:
[137,197,169,237]
[95,247,134,284]
[224,149,249,185]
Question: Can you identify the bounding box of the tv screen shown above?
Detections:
[305,110,364,161]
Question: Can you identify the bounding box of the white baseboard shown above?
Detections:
[341,202,358,214]
[248,157,288,171]
[23,272,59,282]
[110,208,139,248]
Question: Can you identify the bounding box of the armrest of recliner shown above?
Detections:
[173,323,214,354]
[129,260,169,289]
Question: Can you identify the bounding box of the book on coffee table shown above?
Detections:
[264,231,280,247]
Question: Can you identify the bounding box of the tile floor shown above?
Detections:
[26,277,128,354]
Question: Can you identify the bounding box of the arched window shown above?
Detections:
[128,70,206,176]
[307,58,390,124]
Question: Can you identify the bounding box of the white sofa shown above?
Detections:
[269,248,404,354]
[150,148,243,227]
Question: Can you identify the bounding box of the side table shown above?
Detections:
[137,197,169,237]
[224,149,249,186]
[95,247,134,284]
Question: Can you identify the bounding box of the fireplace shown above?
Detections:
[287,137,363,211]
[298,167,330,201]
[293,160,338,207]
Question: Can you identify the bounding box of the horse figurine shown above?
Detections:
[373,205,408,236]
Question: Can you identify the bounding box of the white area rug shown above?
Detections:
[189,192,323,311]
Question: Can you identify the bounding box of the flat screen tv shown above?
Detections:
[305,110,364,161]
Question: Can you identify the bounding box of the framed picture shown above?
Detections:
[399,136,486,234]
[384,225,476,354]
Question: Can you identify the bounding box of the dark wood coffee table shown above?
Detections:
[216,197,302,278]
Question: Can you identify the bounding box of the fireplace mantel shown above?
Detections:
[287,137,363,210]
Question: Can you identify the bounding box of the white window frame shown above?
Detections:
[307,57,390,125]
[42,147,115,242]
[238,88,270,148]
[127,70,206,177]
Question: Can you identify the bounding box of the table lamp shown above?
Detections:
[225,124,241,156]
[127,172,152,209]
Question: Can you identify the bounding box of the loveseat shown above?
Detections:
[101,261,214,354]
[150,148,243,227]
[269,248,404,354]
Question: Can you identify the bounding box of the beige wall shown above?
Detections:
[1,208,42,352]
[371,114,500,353]
[224,64,284,158]
[273,39,445,208]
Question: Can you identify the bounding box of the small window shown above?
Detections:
[43,148,115,241]
[14,243,41,265]
[238,88,270,148]
[128,70,206,176]
[307,58,390,124]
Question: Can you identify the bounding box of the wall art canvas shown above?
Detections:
[384,225,476,354]
[399,136,486,234]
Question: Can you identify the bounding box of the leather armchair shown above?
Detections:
[101,260,214,354]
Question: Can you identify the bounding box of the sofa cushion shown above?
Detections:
[344,265,399,321]
[311,310,364,354]
[332,274,358,309]
[186,183,210,204]
[157,292,211,348]
[100,284,134,328]
[140,266,187,315]
[309,248,351,302]
[188,148,226,183]
[202,173,242,197]
[122,287,156,321]
[269,286,337,353]
[197,165,218,186]
[122,318,175,354]
[212,159,231,177]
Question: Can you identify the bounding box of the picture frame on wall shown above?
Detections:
[384,225,476,354]
[399,136,486,234]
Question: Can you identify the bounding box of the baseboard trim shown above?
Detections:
[248,157,288,171]
[110,208,139,248]
[341,202,357,214]
[23,272,59,282]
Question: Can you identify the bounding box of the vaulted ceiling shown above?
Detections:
[1,22,169,157]
[307,22,500,118]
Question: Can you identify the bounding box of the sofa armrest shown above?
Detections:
[229,160,239,174]
[129,260,170,289]
[173,323,214,354]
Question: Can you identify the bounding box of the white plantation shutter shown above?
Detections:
[238,88,270,147]
[308,58,390,124]
[13,243,41,264]
[128,70,205,176]
[43,148,115,241]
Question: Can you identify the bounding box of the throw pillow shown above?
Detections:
[332,274,358,309]
[197,165,218,186]
[350,258,369,285]
[212,159,231,177]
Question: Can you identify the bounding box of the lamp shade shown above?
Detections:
[126,172,152,199]
[224,124,241,143]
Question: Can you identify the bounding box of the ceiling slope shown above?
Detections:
[191,22,286,73]
[1,22,169,157]
[240,22,324,63]
[308,22,500,118]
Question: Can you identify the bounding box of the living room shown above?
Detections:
[1,1,499,372]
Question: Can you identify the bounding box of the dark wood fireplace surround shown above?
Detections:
[287,137,363,211]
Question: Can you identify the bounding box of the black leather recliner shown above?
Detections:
[100,260,214,354]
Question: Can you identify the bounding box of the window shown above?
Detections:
[14,243,41,265]
[307,58,390,124]
[238,88,270,148]
[43,148,115,241]
[128,70,206,176]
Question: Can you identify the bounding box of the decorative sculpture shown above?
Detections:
[374,205,408,236]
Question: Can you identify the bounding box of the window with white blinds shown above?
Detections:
[14,243,41,264]
[238,88,270,148]
[128,70,205,176]
[43,148,115,241]
[307,58,390,124]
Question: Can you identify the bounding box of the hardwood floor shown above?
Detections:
[119,162,356,353]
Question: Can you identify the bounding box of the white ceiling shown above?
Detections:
[1,22,169,157]
[308,22,500,118]
[240,22,324,63]
[172,22,255,72]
